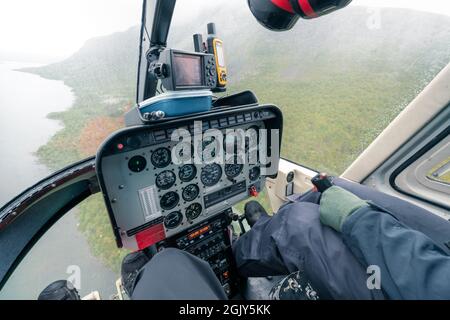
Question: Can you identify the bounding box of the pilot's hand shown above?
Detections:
[319,186,368,232]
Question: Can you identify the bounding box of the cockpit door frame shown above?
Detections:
[0,158,98,291]
[136,0,177,103]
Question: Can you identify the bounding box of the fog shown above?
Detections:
[1,0,450,63]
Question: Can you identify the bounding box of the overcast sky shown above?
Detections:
[0,0,449,62]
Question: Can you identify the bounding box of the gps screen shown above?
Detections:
[173,53,202,87]
[215,42,225,67]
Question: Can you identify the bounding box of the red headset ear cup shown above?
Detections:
[290,0,317,18]
[291,0,353,19]
[248,0,353,31]
[271,0,295,13]
[248,0,300,31]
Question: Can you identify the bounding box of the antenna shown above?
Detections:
[207,22,216,36]
[193,34,204,53]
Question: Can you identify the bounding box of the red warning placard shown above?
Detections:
[135,223,166,250]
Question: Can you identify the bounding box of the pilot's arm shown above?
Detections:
[320,186,450,300]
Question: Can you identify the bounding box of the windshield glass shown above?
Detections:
[1,0,449,202]
[1,0,449,298]
[0,0,142,208]
[169,0,450,175]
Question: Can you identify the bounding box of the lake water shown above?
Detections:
[0,61,72,206]
[0,62,118,299]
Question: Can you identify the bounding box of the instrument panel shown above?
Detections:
[96,106,281,251]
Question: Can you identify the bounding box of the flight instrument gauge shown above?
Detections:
[164,211,183,229]
[185,202,202,221]
[225,163,243,178]
[173,142,193,163]
[246,125,260,158]
[182,184,200,202]
[160,191,179,210]
[155,170,176,190]
[200,164,222,186]
[246,125,260,143]
[249,166,261,181]
[128,155,147,173]
[223,134,243,154]
[179,164,197,182]
[199,137,218,160]
[151,147,171,168]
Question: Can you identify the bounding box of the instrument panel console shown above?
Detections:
[96,105,282,251]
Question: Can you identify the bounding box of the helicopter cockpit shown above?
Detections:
[1,0,449,301]
[1,0,287,299]
[95,2,284,296]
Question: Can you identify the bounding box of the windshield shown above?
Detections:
[168,0,450,175]
[1,0,449,202]
[1,0,450,298]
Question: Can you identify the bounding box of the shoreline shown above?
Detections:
[0,61,120,299]
[0,61,74,205]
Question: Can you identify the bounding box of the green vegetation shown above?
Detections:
[24,6,450,271]
[78,194,129,272]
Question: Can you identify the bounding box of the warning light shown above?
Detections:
[117,143,124,150]
[249,185,258,197]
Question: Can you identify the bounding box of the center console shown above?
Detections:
[158,208,237,295]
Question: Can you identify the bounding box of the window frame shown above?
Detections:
[389,122,450,211]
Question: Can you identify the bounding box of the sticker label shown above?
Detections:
[138,185,162,222]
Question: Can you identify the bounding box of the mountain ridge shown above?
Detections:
[25,6,450,102]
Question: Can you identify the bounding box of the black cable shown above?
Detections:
[144,24,151,42]
[136,0,148,103]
